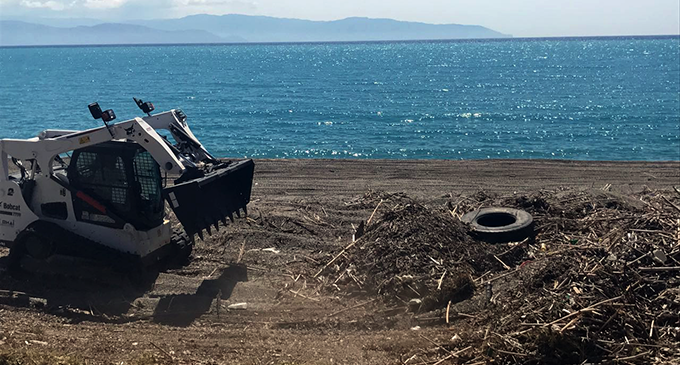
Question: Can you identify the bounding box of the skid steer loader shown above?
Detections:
[0,98,254,276]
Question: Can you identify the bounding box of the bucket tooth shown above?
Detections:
[227,212,234,223]
[242,206,248,217]
[206,225,212,236]
[235,209,241,218]
[221,218,228,226]
[197,231,204,241]
[219,208,232,222]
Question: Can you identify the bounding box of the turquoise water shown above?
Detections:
[1,37,678,160]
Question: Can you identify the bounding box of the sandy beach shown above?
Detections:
[252,158,680,198]
[1,158,679,364]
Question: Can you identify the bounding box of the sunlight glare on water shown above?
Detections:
[0,37,678,160]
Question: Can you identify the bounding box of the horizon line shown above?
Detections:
[1,34,678,49]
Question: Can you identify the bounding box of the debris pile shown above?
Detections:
[321,188,679,364]
[431,188,680,364]
[326,193,523,311]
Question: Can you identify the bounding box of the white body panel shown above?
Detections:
[0,109,204,258]
[47,218,173,257]
[25,173,172,256]
[0,179,39,243]
[0,117,185,183]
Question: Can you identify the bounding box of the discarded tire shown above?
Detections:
[461,207,534,243]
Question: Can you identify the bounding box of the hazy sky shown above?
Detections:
[1,0,678,37]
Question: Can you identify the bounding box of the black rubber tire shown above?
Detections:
[461,207,534,243]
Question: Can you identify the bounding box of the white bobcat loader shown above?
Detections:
[0,98,254,275]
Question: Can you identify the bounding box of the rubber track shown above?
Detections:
[10,220,193,285]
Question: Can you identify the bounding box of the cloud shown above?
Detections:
[14,0,130,11]
[180,0,252,6]
[83,0,128,9]
[19,0,67,10]
[7,0,255,12]
[1,0,257,18]
[0,0,258,21]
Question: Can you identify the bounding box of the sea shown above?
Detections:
[0,37,678,161]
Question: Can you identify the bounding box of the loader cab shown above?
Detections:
[66,141,165,231]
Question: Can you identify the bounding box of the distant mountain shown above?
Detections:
[3,17,105,28]
[0,15,510,46]
[0,21,240,46]
[130,14,510,42]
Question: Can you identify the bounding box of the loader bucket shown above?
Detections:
[164,159,255,239]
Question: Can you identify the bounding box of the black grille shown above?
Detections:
[75,151,129,206]
[133,151,161,201]
[133,150,163,217]
[67,142,166,230]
